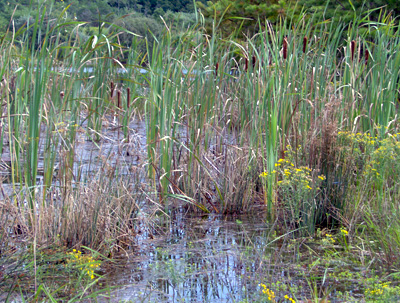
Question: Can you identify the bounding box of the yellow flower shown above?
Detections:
[325,233,335,243]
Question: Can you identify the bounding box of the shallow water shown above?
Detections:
[100,213,365,303]
[0,117,148,199]
[103,214,271,302]
[0,119,379,302]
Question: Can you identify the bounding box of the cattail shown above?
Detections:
[252,55,256,68]
[245,57,248,72]
[127,87,131,109]
[303,36,307,53]
[110,81,114,99]
[365,49,369,65]
[350,40,356,61]
[60,91,64,99]
[215,62,219,76]
[117,90,121,110]
[283,37,288,60]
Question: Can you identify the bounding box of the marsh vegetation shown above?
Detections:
[1,1,400,302]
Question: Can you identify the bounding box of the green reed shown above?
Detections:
[142,6,400,226]
[1,0,399,246]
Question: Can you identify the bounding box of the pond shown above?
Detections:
[98,213,369,303]
[0,118,397,303]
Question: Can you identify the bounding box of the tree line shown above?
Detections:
[0,0,399,48]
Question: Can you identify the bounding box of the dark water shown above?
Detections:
[99,213,364,303]
[0,119,369,302]
[0,118,148,199]
[103,214,272,302]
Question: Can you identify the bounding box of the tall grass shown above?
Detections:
[0,1,148,254]
[0,0,398,236]
[142,7,400,232]
[1,2,400,299]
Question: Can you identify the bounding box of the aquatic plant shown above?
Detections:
[1,1,400,301]
[67,249,100,280]
[260,148,325,233]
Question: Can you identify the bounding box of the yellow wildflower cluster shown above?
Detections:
[259,283,276,301]
[67,249,100,280]
[338,131,378,147]
[365,282,390,297]
[260,170,277,178]
[362,136,400,181]
[284,294,296,303]
[337,130,400,195]
[325,233,335,244]
[274,158,323,192]
[263,146,327,227]
[340,228,348,236]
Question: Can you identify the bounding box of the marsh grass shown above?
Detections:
[143,8,400,224]
[1,1,400,301]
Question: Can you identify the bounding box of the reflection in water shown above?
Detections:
[104,214,272,302]
[0,118,148,199]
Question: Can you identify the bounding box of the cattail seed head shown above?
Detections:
[215,62,219,76]
[350,40,356,61]
[245,57,248,72]
[303,36,307,53]
[117,90,121,109]
[60,91,64,98]
[127,87,131,109]
[365,49,369,65]
[110,81,114,99]
[252,55,256,68]
[283,37,288,60]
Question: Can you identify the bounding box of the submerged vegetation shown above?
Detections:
[1,0,400,301]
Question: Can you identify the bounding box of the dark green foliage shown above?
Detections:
[0,0,205,35]
[299,0,400,22]
[112,13,164,55]
[197,0,400,38]
[197,0,297,36]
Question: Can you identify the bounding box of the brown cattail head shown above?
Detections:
[117,90,121,109]
[60,91,64,99]
[252,55,256,68]
[245,57,248,72]
[110,81,114,99]
[215,62,219,76]
[127,87,131,109]
[350,40,356,61]
[283,37,288,60]
[303,36,307,53]
[365,49,369,65]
